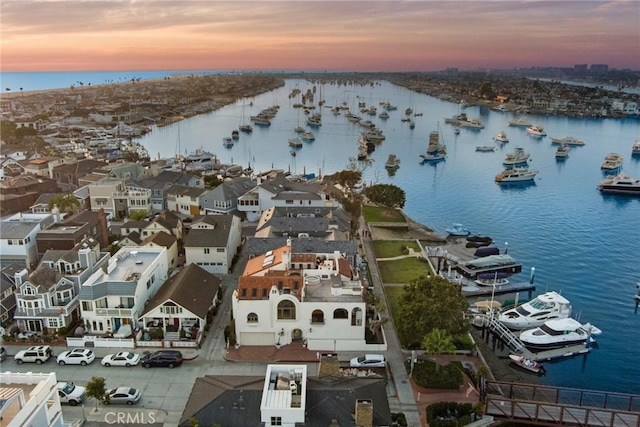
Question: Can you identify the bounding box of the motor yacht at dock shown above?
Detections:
[519,318,602,350]
[498,291,571,330]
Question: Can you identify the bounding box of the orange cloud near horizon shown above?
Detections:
[2,1,639,72]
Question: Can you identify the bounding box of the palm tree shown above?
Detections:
[47,193,80,215]
[421,328,456,372]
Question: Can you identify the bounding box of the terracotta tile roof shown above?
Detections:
[242,244,289,276]
[237,274,303,300]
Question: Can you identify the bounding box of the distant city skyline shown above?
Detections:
[1,1,638,73]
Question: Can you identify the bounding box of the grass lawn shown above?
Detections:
[363,205,405,223]
[372,240,421,258]
[377,257,432,283]
[383,285,404,327]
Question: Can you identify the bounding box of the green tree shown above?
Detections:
[363,183,405,208]
[332,169,362,188]
[47,193,80,215]
[396,275,469,348]
[421,328,456,372]
[85,376,108,410]
[129,210,148,221]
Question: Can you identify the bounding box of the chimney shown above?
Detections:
[317,353,340,378]
[97,208,109,247]
[355,400,373,427]
[14,268,29,286]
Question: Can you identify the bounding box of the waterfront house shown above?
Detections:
[200,177,256,215]
[255,206,351,240]
[78,246,168,335]
[232,239,378,351]
[183,215,242,275]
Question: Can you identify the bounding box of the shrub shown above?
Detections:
[426,402,475,427]
[412,360,463,389]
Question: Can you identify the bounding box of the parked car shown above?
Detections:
[57,348,95,366]
[14,345,53,364]
[57,382,86,406]
[101,351,140,367]
[104,387,141,405]
[349,354,386,368]
[140,350,183,368]
[0,346,7,362]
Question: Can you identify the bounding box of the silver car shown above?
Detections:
[105,387,141,405]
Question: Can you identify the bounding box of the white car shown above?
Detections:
[14,345,53,364]
[349,354,386,368]
[57,348,95,366]
[101,351,140,367]
[104,387,141,405]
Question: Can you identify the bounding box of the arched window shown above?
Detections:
[333,308,349,319]
[277,300,296,320]
[351,307,363,326]
[311,309,324,324]
[247,313,259,323]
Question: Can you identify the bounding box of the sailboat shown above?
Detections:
[294,103,305,133]
[420,126,447,163]
[239,99,253,133]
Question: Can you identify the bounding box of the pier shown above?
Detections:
[483,380,640,426]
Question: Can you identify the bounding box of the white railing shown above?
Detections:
[66,336,135,348]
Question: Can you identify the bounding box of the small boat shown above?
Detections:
[288,138,303,148]
[384,154,400,170]
[379,111,389,119]
[519,318,602,350]
[555,144,570,159]
[467,235,492,243]
[509,354,544,374]
[598,173,640,196]
[476,145,495,152]
[409,120,415,129]
[294,125,305,134]
[454,128,460,135]
[460,118,485,129]
[474,272,509,287]
[290,150,297,157]
[632,139,640,157]
[231,129,240,140]
[499,291,572,330]
[503,147,530,165]
[493,131,509,143]
[526,125,547,137]
[445,223,470,236]
[222,137,234,147]
[508,116,532,127]
[495,168,538,183]
[550,136,584,146]
[601,153,623,171]
[301,131,315,142]
[420,129,447,162]
[239,123,253,133]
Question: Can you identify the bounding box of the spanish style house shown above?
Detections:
[232,239,382,352]
[13,266,80,333]
[183,215,242,275]
[78,246,168,335]
[139,263,221,343]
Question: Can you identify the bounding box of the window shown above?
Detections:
[277,300,296,320]
[82,301,93,311]
[270,417,282,426]
[49,318,59,328]
[216,248,224,253]
[333,308,348,319]
[95,298,108,309]
[204,248,210,254]
[247,313,258,323]
[311,309,324,324]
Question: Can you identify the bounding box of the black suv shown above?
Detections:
[140,350,183,368]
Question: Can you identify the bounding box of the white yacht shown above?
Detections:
[420,129,447,162]
[495,168,538,183]
[550,136,584,146]
[555,144,570,159]
[508,117,532,127]
[526,125,547,137]
[519,318,602,350]
[598,174,640,195]
[493,131,509,143]
[601,153,623,171]
[385,154,400,170]
[498,291,571,330]
[460,118,485,129]
[632,139,640,156]
[502,147,530,165]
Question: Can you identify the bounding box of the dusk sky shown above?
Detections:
[1,0,639,72]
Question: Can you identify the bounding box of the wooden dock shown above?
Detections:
[462,281,536,298]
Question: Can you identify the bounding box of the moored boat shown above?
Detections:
[550,136,584,146]
[598,174,640,196]
[498,291,571,330]
[519,318,602,350]
[420,129,447,162]
[526,125,547,137]
[495,168,538,183]
[493,131,509,143]
[600,153,623,171]
[632,139,640,157]
[503,147,530,165]
[474,272,509,287]
[555,144,570,159]
[445,223,470,236]
[301,131,315,142]
[509,354,544,373]
[508,116,532,127]
[384,154,400,170]
[476,145,495,152]
[288,138,303,148]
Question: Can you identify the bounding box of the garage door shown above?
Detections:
[239,332,273,346]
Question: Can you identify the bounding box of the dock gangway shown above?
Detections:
[483,315,526,353]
